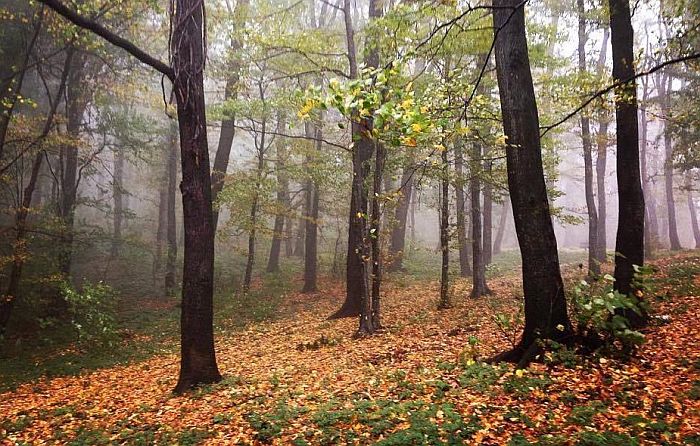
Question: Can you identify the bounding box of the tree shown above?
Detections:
[659,72,682,250]
[607,0,646,312]
[577,0,600,277]
[454,140,472,277]
[470,138,491,298]
[491,0,572,366]
[36,0,222,392]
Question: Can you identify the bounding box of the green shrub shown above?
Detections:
[61,280,118,347]
[570,270,648,352]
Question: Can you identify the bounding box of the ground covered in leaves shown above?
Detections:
[1,252,700,445]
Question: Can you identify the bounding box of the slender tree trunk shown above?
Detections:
[267,115,289,273]
[302,121,322,293]
[687,175,700,249]
[293,215,305,257]
[493,195,509,255]
[154,174,167,281]
[595,28,610,264]
[172,0,221,393]
[578,0,600,277]
[111,145,125,256]
[454,140,472,277]
[483,162,493,265]
[661,75,681,250]
[211,0,249,232]
[470,141,491,298]
[370,140,384,328]
[243,121,266,294]
[608,0,646,326]
[164,120,178,297]
[284,216,294,257]
[438,144,451,309]
[640,81,657,258]
[491,0,572,366]
[388,165,414,271]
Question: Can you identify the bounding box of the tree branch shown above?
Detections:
[36,0,174,80]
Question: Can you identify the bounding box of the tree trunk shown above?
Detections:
[491,0,572,366]
[267,115,289,273]
[243,121,266,294]
[687,175,700,249]
[470,141,491,298]
[578,0,600,277]
[640,78,657,258]
[388,165,414,271]
[111,145,125,256]
[302,121,321,293]
[595,28,610,265]
[661,74,681,250]
[211,0,249,232]
[454,140,472,277]
[483,163,493,266]
[172,0,221,393]
[438,144,451,309]
[370,139,384,328]
[154,174,167,281]
[493,195,509,255]
[608,0,646,325]
[165,120,178,297]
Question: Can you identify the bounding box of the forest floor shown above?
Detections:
[1,251,700,445]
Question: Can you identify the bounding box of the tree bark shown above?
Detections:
[608,0,646,325]
[165,120,178,297]
[483,162,493,266]
[243,119,266,294]
[595,28,610,265]
[639,76,657,258]
[454,140,472,277]
[370,139,384,328]
[470,140,491,298]
[492,195,509,255]
[111,145,125,256]
[438,144,451,309]
[491,0,571,365]
[302,121,321,293]
[578,0,600,277]
[687,175,700,249]
[172,0,221,393]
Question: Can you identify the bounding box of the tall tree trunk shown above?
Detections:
[165,120,178,297]
[491,0,571,366]
[454,140,472,277]
[243,120,266,294]
[388,164,414,271]
[267,115,289,273]
[332,0,370,319]
[302,121,321,293]
[470,141,491,298]
[578,0,600,277]
[661,74,681,250]
[211,0,249,232]
[608,0,646,325]
[370,139,384,328]
[0,48,72,334]
[640,78,657,258]
[483,163,493,266]
[595,28,610,264]
[154,173,167,281]
[172,0,221,393]
[438,144,451,309]
[493,195,509,255]
[687,175,700,249]
[111,145,125,256]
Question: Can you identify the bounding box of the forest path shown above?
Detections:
[1,252,699,444]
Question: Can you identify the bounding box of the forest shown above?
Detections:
[0,0,699,444]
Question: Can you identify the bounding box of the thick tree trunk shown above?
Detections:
[438,145,451,309]
[493,195,509,255]
[491,0,572,366]
[172,0,221,393]
[454,141,472,277]
[661,75,681,250]
[370,140,384,328]
[608,0,646,325]
[388,165,414,271]
[211,0,249,232]
[578,0,600,277]
[470,141,491,298]
[165,121,178,297]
